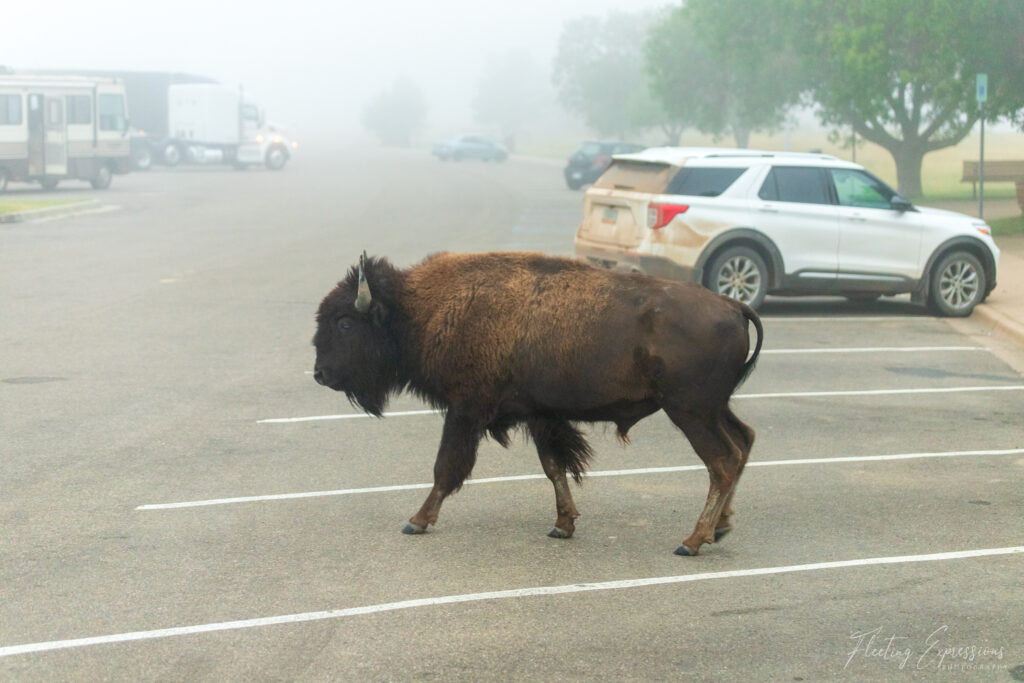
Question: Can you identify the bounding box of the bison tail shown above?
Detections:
[736,302,764,389]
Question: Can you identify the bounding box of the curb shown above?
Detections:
[972,303,1024,347]
[0,199,101,224]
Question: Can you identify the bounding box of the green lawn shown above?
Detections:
[0,198,84,215]
[989,214,1024,236]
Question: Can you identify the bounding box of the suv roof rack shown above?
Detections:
[613,146,842,164]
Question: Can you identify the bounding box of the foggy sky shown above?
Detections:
[5,0,672,138]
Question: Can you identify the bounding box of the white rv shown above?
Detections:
[0,75,131,193]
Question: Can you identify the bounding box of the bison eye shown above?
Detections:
[337,317,352,332]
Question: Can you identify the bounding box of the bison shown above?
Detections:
[313,251,763,555]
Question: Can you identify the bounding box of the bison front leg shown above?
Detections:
[403,410,482,535]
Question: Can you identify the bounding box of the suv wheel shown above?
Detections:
[928,251,985,317]
[707,246,768,310]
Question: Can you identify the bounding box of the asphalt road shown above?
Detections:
[2,147,1023,681]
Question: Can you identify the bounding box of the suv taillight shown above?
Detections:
[647,203,689,229]
[591,154,610,170]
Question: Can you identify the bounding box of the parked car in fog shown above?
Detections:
[564,140,646,190]
[433,135,508,162]
[574,147,999,316]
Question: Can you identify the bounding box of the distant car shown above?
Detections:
[433,135,508,162]
[574,146,1000,316]
[564,140,646,190]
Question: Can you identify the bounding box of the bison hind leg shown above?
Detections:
[528,418,591,539]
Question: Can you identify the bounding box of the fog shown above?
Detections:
[5,0,670,142]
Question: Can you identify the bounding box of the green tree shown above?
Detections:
[647,2,803,148]
[553,11,677,141]
[361,77,427,147]
[776,0,1024,197]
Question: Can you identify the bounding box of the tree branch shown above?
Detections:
[854,117,900,150]
[924,115,977,152]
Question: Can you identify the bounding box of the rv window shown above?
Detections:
[0,95,21,125]
[98,94,126,132]
[46,99,63,126]
[67,95,92,125]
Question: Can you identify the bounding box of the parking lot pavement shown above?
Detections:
[2,149,1023,679]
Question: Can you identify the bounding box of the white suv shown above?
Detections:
[574,147,999,316]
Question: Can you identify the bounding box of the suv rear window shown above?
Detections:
[666,167,746,197]
[592,160,677,193]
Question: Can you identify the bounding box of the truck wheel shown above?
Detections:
[162,144,182,166]
[928,251,985,317]
[707,245,768,310]
[90,164,113,190]
[265,145,287,170]
[40,177,59,191]
[132,148,152,171]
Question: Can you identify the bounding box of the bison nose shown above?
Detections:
[313,368,327,386]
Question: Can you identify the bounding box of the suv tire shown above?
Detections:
[707,246,768,310]
[928,250,985,317]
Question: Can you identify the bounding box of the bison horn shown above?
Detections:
[354,251,372,313]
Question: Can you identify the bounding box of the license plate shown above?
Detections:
[602,208,617,223]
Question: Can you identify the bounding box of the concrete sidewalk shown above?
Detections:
[975,232,1024,346]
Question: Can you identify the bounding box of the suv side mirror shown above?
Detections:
[891,196,914,212]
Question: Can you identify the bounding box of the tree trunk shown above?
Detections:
[733,127,750,149]
[890,144,926,199]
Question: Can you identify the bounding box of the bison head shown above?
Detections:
[312,253,402,416]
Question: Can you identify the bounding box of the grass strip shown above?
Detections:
[0,199,87,215]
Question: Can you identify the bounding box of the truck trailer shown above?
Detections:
[0,74,131,193]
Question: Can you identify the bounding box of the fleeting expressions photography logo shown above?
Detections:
[844,625,1007,672]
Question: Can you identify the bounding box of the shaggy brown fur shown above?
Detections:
[313,251,762,555]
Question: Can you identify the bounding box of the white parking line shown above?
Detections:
[736,385,1024,399]
[2,545,1020,658]
[260,409,438,424]
[763,316,932,322]
[760,346,985,354]
[259,384,1024,424]
[136,448,1024,511]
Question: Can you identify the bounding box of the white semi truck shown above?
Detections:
[156,82,296,170]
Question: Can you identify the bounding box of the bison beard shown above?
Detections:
[313,251,763,556]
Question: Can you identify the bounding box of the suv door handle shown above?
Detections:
[759,206,779,213]
[848,213,867,222]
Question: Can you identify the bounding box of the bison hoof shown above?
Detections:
[402,523,426,535]
[674,544,699,556]
[547,526,572,539]
[714,526,732,542]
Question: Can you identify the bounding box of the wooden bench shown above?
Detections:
[961,159,1024,198]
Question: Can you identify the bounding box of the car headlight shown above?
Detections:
[291,141,298,150]
[255,134,265,143]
